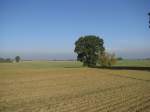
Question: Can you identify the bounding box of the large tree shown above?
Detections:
[15,56,21,63]
[74,35,105,66]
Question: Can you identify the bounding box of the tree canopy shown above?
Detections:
[149,12,150,28]
[15,56,21,63]
[74,35,105,67]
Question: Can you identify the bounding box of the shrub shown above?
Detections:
[98,52,117,67]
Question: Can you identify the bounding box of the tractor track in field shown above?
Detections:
[43,85,150,112]
[106,73,150,82]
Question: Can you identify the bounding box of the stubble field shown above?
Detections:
[0,61,150,112]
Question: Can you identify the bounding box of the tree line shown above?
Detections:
[0,56,21,63]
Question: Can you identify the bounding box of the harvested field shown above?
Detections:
[0,61,150,112]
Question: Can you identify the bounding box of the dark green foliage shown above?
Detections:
[74,35,105,67]
[148,12,150,28]
[15,56,21,63]
[117,57,123,60]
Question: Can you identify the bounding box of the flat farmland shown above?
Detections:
[0,61,150,112]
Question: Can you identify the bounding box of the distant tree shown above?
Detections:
[6,58,13,63]
[15,56,21,63]
[0,58,4,62]
[74,35,105,67]
[98,52,117,67]
[117,57,123,60]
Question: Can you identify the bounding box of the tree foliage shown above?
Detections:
[15,56,21,63]
[98,52,117,67]
[117,57,123,60]
[148,12,150,28]
[74,35,105,66]
[149,12,150,28]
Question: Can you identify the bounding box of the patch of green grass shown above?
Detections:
[115,59,150,67]
[0,61,83,70]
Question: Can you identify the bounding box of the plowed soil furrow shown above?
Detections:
[47,86,149,112]
[1,66,150,112]
[125,96,150,112]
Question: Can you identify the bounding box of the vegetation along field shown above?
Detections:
[115,59,150,67]
[0,61,150,112]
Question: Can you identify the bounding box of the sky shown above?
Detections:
[0,0,150,60]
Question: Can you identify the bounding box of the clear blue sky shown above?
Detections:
[0,0,150,59]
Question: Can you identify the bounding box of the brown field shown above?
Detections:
[0,61,150,112]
